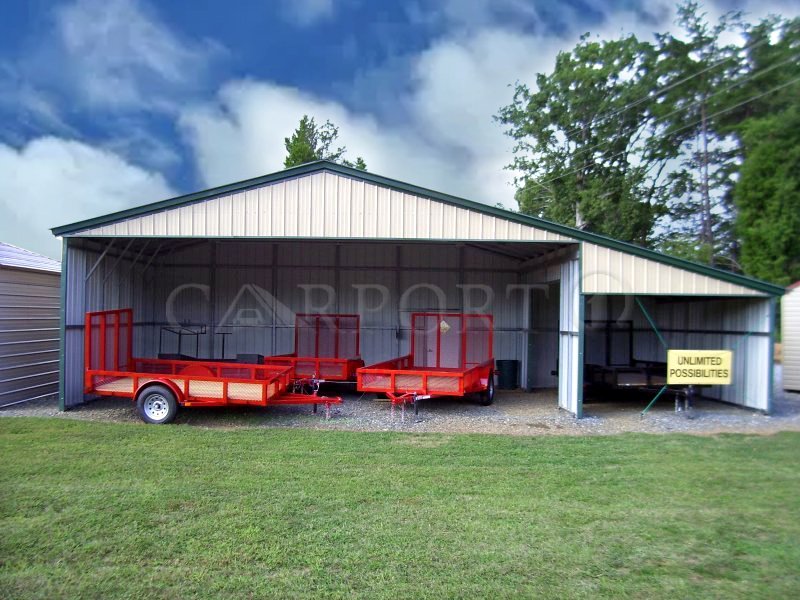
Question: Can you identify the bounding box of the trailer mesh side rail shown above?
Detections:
[264,314,364,380]
[357,313,494,401]
[84,309,341,412]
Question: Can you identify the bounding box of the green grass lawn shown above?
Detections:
[1,419,799,598]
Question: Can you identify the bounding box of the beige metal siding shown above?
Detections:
[71,172,572,243]
[71,170,767,298]
[783,287,800,391]
[582,243,765,296]
[0,267,60,406]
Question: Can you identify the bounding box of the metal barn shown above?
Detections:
[783,282,800,392]
[0,242,61,407]
[52,161,783,416]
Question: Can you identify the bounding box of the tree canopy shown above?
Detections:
[498,1,800,283]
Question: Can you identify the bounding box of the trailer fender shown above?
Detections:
[134,379,184,405]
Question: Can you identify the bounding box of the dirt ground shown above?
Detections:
[3,365,799,436]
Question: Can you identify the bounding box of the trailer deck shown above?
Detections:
[357,313,494,410]
[84,309,341,423]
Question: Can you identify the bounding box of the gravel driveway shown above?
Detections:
[3,366,799,436]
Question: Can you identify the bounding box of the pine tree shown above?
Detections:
[284,115,367,170]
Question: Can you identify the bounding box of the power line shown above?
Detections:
[536,35,773,144]
[525,75,800,193]
[532,52,800,168]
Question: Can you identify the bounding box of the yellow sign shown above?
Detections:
[667,350,733,385]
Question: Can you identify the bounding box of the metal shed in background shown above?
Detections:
[783,282,800,392]
[0,242,61,407]
[51,161,784,417]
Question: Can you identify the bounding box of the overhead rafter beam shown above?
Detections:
[78,238,158,267]
[84,238,115,282]
[102,239,135,284]
[142,242,164,274]
[518,244,578,273]
[465,242,526,262]
[127,240,151,272]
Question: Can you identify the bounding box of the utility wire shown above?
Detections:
[524,75,800,192]
[527,52,800,168]
[541,35,773,142]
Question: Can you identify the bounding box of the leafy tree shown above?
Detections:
[725,17,800,283]
[653,2,745,267]
[498,0,798,280]
[733,106,800,284]
[498,34,679,245]
[284,115,367,170]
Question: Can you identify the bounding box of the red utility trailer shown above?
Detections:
[83,309,341,424]
[357,313,495,413]
[263,314,364,381]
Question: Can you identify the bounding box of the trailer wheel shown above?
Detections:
[479,377,495,406]
[136,385,178,424]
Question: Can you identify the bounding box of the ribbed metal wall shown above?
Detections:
[783,287,800,392]
[582,243,763,296]
[583,294,772,411]
[0,267,60,406]
[525,281,560,389]
[150,241,523,365]
[522,255,570,391]
[62,240,150,408]
[70,170,768,299]
[74,171,571,243]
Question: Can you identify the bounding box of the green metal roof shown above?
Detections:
[51,159,784,296]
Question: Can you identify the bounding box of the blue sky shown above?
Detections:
[0,0,796,258]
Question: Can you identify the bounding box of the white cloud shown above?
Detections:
[280,0,335,26]
[177,10,674,209]
[7,0,796,263]
[412,0,545,32]
[54,0,222,111]
[179,80,505,204]
[0,137,175,258]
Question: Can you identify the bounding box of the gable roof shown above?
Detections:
[51,160,783,296]
[0,242,61,273]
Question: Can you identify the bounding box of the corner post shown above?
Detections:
[58,238,69,411]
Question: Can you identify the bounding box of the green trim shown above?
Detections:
[635,297,668,350]
[51,159,784,296]
[767,297,776,415]
[641,385,669,416]
[58,238,68,412]
[582,292,771,297]
[576,250,584,419]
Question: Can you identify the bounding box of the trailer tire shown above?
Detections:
[479,377,495,406]
[136,385,178,424]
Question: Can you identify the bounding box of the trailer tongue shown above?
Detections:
[83,309,341,424]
